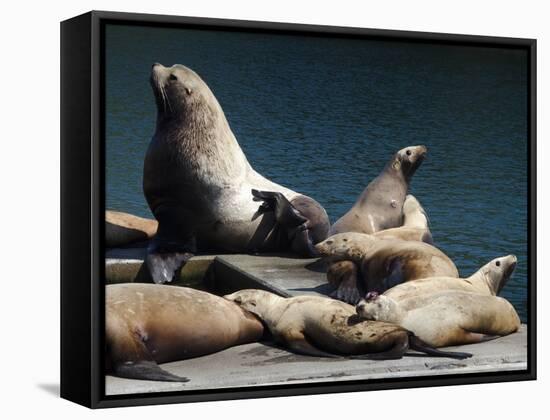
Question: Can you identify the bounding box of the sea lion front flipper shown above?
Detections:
[146,251,194,284]
[146,233,194,284]
[251,189,321,257]
[330,272,362,305]
[113,360,190,383]
[282,329,340,358]
[383,257,405,291]
[251,189,308,227]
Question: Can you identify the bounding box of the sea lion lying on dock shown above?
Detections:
[106,284,264,382]
[105,210,158,248]
[356,290,520,347]
[383,255,517,303]
[224,289,471,360]
[316,232,458,303]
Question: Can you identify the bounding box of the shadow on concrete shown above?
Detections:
[36,383,60,397]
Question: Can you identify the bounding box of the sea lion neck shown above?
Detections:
[468,269,496,295]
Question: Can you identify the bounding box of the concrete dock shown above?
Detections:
[105,248,528,396]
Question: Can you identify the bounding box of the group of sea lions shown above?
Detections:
[105,63,520,383]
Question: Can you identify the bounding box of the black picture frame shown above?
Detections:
[60,10,537,409]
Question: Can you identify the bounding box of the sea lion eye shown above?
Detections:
[406,149,412,156]
[169,74,178,81]
[326,240,333,245]
[496,261,501,267]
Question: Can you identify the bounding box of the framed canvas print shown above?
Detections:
[60,11,536,408]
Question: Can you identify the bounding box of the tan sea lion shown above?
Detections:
[106,284,264,382]
[356,290,521,347]
[316,232,458,302]
[329,145,427,236]
[144,63,330,284]
[325,195,433,303]
[105,210,158,248]
[224,289,471,359]
[372,194,433,244]
[384,255,517,302]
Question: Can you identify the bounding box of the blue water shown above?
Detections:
[105,25,529,321]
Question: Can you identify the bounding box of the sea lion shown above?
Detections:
[144,63,330,284]
[106,284,264,382]
[329,145,427,236]
[105,210,158,248]
[383,255,517,302]
[224,289,471,359]
[316,232,458,303]
[325,195,433,303]
[356,290,521,347]
[372,194,433,244]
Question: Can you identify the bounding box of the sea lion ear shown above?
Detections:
[392,160,401,170]
[365,291,379,302]
[185,87,192,95]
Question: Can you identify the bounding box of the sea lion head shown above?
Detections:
[391,145,427,181]
[150,63,219,123]
[315,232,375,262]
[356,292,399,322]
[479,255,517,295]
[224,289,281,319]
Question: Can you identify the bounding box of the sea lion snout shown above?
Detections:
[503,254,518,279]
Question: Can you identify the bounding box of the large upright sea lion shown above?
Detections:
[316,232,458,302]
[356,290,521,347]
[329,145,427,236]
[224,289,471,359]
[106,284,264,382]
[383,254,517,302]
[144,63,330,283]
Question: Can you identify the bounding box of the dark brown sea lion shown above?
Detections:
[224,289,471,360]
[144,63,330,284]
[106,284,264,382]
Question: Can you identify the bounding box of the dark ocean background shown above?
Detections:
[105,25,529,321]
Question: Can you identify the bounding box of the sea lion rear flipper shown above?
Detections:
[282,330,340,358]
[408,334,472,360]
[113,360,189,383]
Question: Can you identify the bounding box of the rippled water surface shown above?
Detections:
[105,25,529,321]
